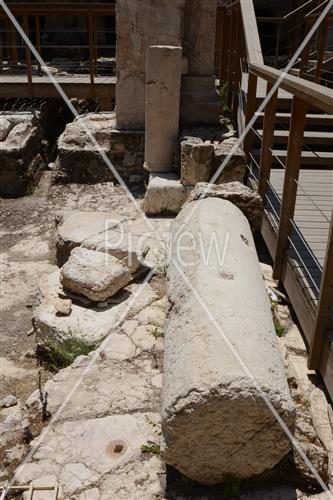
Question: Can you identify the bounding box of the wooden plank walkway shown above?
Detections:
[0,73,116,99]
[269,168,333,269]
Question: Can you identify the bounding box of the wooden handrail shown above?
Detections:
[239,0,264,65]
[250,63,333,113]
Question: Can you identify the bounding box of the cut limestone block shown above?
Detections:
[144,45,182,173]
[185,181,263,231]
[0,112,43,197]
[213,137,247,184]
[144,173,191,216]
[33,277,157,346]
[180,137,214,186]
[56,112,145,184]
[162,198,295,484]
[60,247,132,302]
[55,211,116,266]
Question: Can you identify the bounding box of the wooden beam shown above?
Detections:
[258,82,278,199]
[239,0,264,65]
[309,209,333,369]
[243,72,257,157]
[250,63,333,114]
[273,97,308,280]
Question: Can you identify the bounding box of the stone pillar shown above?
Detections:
[162,198,295,484]
[116,0,185,130]
[144,46,182,173]
[181,0,220,125]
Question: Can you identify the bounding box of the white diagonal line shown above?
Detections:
[2,268,156,498]
[0,1,331,496]
[172,258,332,498]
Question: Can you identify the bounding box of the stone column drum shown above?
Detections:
[144,45,182,173]
[161,198,295,484]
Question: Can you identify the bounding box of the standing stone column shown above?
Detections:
[181,0,220,124]
[116,0,185,130]
[144,46,182,173]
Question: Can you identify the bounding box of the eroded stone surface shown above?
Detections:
[0,112,43,197]
[185,181,263,231]
[60,247,132,302]
[180,138,214,186]
[144,173,191,216]
[56,113,145,184]
[162,198,295,483]
[213,137,247,184]
[144,45,182,173]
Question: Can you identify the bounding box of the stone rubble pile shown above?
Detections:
[143,134,248,216]
[0,112,43,197]
[33,212,170,348]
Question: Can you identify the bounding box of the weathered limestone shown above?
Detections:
[0,112,43,197]
[55,211,119,266]
[213,137,247,184]
[162,198,295,483]
[33,271,157,346]
[181,0,220,124]
[116,0,185,130]
[143,173,191,216]
[144,45,182,173]
[56,113,145,184]
[180,137,214,185]
[60,247,132,302]
[185,181,263,231]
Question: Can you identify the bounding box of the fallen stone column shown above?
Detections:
[144,45,182,172]
[162,198,295,484]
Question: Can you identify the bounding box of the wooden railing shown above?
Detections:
[248,63,333,372]
[0,3,116,97]
[219,0,333,396]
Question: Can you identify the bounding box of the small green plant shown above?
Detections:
[273,316,286,338]
[149,326,164,338]
[219,82,231,116]
[223,474,241,498]
[155,251,169,277]
[141,442,160,454]
[303,399,311,410]
[41,336,98,372]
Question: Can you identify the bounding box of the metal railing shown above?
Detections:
[219,0,333,397]
[0,3,116,97]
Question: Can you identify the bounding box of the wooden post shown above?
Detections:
[308,209,333,370]
[299,18,312,79]
[315,18,328,83]
[274,19,282,68]
[273,97,308,280]
[35,15,41,74]
[232,6,242,121]
[93,14,98,77]
[8,18,18,66]
[23,12,33,97]
[88,13,95,97]
[243,72,257,157]
[258,82,278,199]
[227,9,236,109]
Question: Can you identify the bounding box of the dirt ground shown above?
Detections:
[0,172,144,405]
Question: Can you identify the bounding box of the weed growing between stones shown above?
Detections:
[141,442,161,454]
[38,336,98,372]
[273,316,286,338]
[149,326,164,338]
